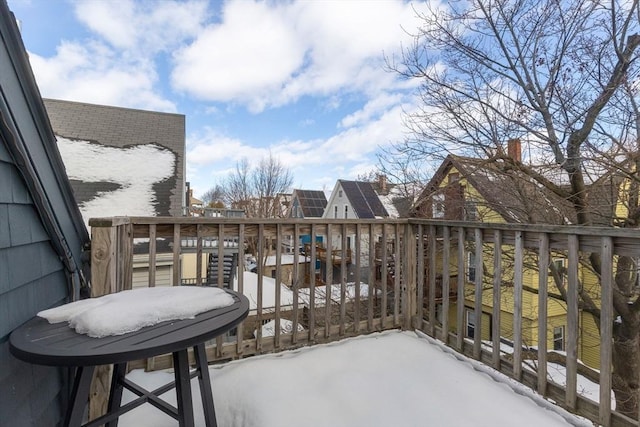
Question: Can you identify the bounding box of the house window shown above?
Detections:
[553,325,565,351]
[334,206,338,219]
[344,205,348,218]
[339,190,343,197]
[467,251,476,282]
[465,309,475,338]
[432,193,445,218]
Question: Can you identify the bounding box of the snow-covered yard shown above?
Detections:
[118,330,590,427]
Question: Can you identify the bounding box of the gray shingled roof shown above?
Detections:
[43,99,185,217]
[414,155,618,226]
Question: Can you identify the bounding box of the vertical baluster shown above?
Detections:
[513,230,523,380]
[566,234,579,410]
[456,227,466,352]
[473,228,483,360]
[340,223,347,336]
[215,224,225,358]
[492,229,503,370]
[292,223,300,345]
[325,224,333,338]
[599,236,613,427]
[354,223,362,333]
[148,224,156,287]
[368,223,375,332]
[196,224,203,286]
[256,223,264,353]
[275,223,282,350]
[309,224,317,342]
[417,224,425,325]
[428,225,437,337]
[442,226,451,344]
[236,224,245,358]
[537,232,549,396]
[172,224,180,286]
[381,224,388,327]
[394,223,401,327]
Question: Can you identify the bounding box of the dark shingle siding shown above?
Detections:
[0,343,66,427]
[0,159,32,205]
[1,3,87,424]
[0,269,67,342]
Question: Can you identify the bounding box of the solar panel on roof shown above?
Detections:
[338,180,388,219]
[292,189,327,218]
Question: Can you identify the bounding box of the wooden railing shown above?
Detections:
[89,217,640,427]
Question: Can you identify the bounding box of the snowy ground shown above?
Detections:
[118,330,591,427]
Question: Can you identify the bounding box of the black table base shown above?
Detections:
[72,343,217,427]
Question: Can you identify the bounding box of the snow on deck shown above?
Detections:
[118,331,590,427]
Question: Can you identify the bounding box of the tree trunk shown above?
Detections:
[612,320,640,418]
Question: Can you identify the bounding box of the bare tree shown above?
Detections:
[201,184,226,208]
[223,155,292,218]
[387,0,640,416]
[252,152,294,218]
[225,158,252,211]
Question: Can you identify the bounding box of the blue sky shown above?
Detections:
[7,0,426,197]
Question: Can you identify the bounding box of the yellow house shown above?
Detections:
[413,144,617,369]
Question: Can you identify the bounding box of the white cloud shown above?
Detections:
[23,0,209,112]
[74,0,208,53]
[28,46,175,112]
[16,0,432,195]
[187,132,263,166]
[340,93,405,128]
[172,1,306,110]
[172,0,428,111]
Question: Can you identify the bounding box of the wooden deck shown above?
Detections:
[88,217,640,427]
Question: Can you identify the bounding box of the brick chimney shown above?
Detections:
[377,174,387,194]
[507,138,521,162]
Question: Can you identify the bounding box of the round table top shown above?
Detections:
[10,289,249,366]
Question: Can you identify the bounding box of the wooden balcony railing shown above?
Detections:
[89,217,640,427]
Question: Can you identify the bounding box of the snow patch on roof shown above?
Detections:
[56,137,175,225]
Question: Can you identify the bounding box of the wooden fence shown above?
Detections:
[89,217,640,427]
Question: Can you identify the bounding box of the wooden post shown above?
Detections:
[403,222,417,330]
[88,217,131,421]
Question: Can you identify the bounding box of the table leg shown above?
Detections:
[173,349,195,427]
[64,365,95,427]
[105,362,127,427]
[193,344,217,427]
